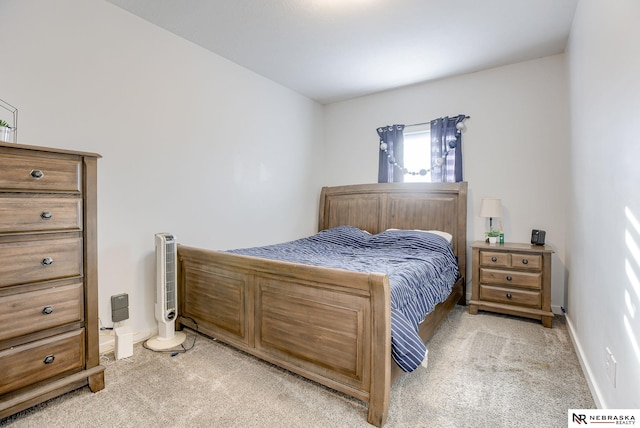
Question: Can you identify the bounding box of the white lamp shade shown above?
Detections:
[480,198,503,218]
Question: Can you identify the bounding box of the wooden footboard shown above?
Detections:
[177,245,392,426]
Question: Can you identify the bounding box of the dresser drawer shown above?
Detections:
[0,153,81,193]
[480,250,542,270]
[480,284,541,308]
[0,196,82,234]
[0,282,83,342]
[480,268,542,289]
[0,329,85,395]
[0,237,83,288]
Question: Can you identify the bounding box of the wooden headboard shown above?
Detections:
[318,182,468,279]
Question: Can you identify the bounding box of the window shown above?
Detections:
[378,115,466,185]
[402,128,431,183]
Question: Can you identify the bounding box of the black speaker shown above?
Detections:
[531,229,546,246]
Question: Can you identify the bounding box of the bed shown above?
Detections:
[176,182,467,427]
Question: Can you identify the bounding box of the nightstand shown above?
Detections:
[469,241,554,327]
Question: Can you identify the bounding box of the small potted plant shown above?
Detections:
[0,119,13,143]
[485,228,501,244]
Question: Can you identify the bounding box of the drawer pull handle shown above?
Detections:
[41,211,53,220]
[522,259,529,265]
[30,169,44,179]
[41,257,54,266]
[506,275,513,281]
[506,293,513,299]
[491,257,497,262]
[43,355,55,364]
[42,305,54,315]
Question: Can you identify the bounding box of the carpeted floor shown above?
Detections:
[0,306,595,427]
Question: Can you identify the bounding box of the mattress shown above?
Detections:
[228,225,459,372]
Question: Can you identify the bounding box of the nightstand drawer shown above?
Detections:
[511,253,541,270]
[0,153,81,193]
[480,251,509,267]
[0,329,85,395]
[0,282,84,342]
[480,284,541,308]
[480,250,541,270]
[480,268,541,289]
[0,237,83,288]
[0,196,82,234]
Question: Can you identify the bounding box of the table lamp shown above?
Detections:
[480,198,502,231]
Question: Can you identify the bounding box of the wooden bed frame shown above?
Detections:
[177,182,467,426]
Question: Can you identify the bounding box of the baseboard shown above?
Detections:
[565,313,603,408]
[99,334,115,354]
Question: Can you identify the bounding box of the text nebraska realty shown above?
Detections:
[574,413,636,425]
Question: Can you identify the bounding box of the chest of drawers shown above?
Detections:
[0,142,104,418]
[469,241,554,327]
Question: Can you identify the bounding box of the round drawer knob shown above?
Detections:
[522,259,529,265]
[41,257,54,266]
[506,293,513,299]
[42,305,54,315]
[491,257,497,262]
[30,169,44,179]
[506,275,513,281]
[41,211,53,220]
[43,355,55,364]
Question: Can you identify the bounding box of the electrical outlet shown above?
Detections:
[605,347,617,387]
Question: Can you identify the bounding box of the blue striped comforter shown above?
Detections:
[228,226,459,372]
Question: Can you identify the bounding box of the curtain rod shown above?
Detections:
[405,115,470,128]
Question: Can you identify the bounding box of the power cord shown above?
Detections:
[99,317,115,331]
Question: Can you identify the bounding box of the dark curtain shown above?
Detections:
[430,115,466,182]
[377,124,405,183]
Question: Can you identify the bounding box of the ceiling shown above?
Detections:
[105,0,578,104]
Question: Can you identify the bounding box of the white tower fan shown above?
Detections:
[146,233,186,350]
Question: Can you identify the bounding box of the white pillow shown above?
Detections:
[386,228,453,244]
[423,230,453,244]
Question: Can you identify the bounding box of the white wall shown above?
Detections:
[323,55,570,310]
[566,0,640,409]
[0,0,325,347]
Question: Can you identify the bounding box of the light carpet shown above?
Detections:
[0,306,595,427]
